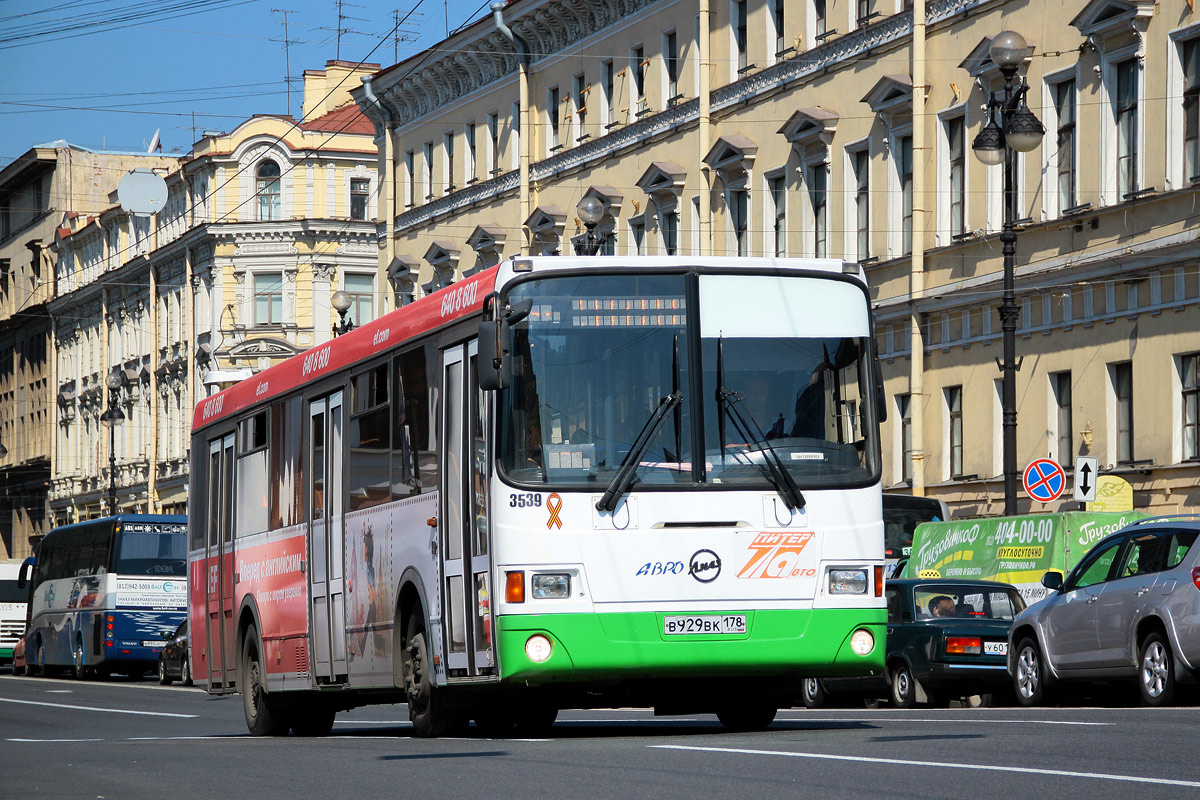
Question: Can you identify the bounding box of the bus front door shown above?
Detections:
[441,342,495,678]
[308,391,348,683]
[205,433,237,689]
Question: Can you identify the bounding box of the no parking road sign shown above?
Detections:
[1023,458,1066,503]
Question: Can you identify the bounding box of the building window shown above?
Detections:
[630,218,645,255]
[947,116,965,237]
[946,385,963,478]
[443,131,455,192]
[663,30,679,103]
[853,148,870,261]
[1113,362,1134,463]
[768,173,786,257]
[1183,353,1200,460]
[422,141,434,200]
[733,0,748,73]
[661,208,679,256]
[1116,59,1138,199]
[1054,79,1077,211]
[404,150,416,206]
[344,273,375,326]
[350,178,369,220]
[465,121,477,183]
[730,188,749,256]
[807,163,827,258]
[603,60,615,125]
[1185,40,1200,182]
[256,160,281,221]
[510,100,521,171]
[548,86,560,153]
[253,272,283,326]
[900,134,913,255]
[1052,371,1072,468]
[898,393,912,482]
[772,0,785,57]
[813,0,827,39]
[573,73,588,140]
[486,112,499,175]
[630,46,646,114]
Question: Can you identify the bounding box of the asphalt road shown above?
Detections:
[2,671,1199,800]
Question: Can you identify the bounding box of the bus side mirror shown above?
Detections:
[478,296,532,392]
[17,556,34,589]
[867,309,887,423]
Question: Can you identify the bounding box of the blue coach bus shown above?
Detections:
[21,515,187,678]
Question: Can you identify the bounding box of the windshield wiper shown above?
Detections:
[719,388,806,512]
[596,391,682,512]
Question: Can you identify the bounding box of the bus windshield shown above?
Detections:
[113,522,188,576]
[496,270,880,489]
[0,579,24,603]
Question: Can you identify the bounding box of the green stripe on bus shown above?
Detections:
[495,609,885,683]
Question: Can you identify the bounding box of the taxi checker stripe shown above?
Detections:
[546,492,563,530]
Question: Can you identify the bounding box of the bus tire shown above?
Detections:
[30,639,45,677]
[242,630,290,736]
[716,704,777,732]
[403,615,456,738]
[291,702,336,736]
[73,638,92,681]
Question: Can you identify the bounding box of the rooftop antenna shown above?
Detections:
[271,8,301,118]
[320,0,369,61]
[392,8,421,64]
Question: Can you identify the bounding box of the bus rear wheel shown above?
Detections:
[73,638,93,681]
[242,630,290,736]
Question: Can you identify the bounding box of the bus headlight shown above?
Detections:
[525,634,553,663]
[531,573,570,599]
[829,569,868,594]
[850,628,875,656]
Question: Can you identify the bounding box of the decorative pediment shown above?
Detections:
[525,205,567,234]
[777,108,839,147]
[424,241,460,268]
[1070,0,1154,40]
[467,224,507,254]
[228,337,299,359]
[958,37,1035,80]
[636,163,687,198]
[581,185,624,217]
[387,254,419,279]
[389,255,419,306]
[861,75,913,116]
[703,135,758,175]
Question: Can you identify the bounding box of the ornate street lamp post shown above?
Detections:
[100,371,126,514]
[573,196,607,256]
[332,289,355,336]
[971,31,1045,515]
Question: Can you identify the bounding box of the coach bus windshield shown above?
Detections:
[496,270,880,490]
[113,522,188,576]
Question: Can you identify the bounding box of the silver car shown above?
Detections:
[1007,515,1200,707]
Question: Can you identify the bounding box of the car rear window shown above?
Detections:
[1165,531,1199,569]
[914,586,1026,621]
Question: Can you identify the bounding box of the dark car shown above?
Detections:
[804,579,1026,708]
[157,620,191,686]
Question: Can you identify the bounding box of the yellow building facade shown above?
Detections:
[355,0,1200,517]
[48,62,380,524]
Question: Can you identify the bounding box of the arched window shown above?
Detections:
[256,160,281,221]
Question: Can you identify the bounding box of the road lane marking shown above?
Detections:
[773,716,1112,726]
[0,697,197,718]
[9,738,104,743]
[650,744,1200,788]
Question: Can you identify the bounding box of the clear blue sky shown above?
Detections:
[0,0,489,168]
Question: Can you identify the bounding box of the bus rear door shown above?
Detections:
[206,434,238,688]
[308,391,348,682]
[441,342,495,678]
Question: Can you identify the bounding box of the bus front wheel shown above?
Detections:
[403,615,460,738]
[242,630,290,736]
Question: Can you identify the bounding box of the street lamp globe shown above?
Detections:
[331,290,353,316]
[971,117,1006,166]
[1004,105,1047,152]
[576,195,605,227]
[988,30,1027,72]
[106,372,124,392]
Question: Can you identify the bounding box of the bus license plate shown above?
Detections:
[984,641,1007,656]
[663,615,746,635]
[142,640,167,648]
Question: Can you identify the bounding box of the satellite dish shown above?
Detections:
[147,129,161,153]
[117,169,167,217]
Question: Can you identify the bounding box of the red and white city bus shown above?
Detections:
[189,256,887,736]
